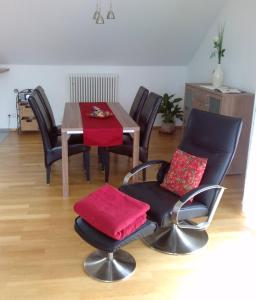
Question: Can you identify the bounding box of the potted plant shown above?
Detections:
[159,93,183,134]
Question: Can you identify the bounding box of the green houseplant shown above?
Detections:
[159,93,183,134]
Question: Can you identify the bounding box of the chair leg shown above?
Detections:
[142,223,209,255]
[101,148,110,182]
[98,147,105,170]
[46,165,51,184]
[83,152,90,181]
[84,250,136,282]
[142,168,146,181]
[97,147,109,181]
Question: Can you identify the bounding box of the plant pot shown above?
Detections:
[159,122,175,134]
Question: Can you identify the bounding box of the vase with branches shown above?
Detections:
[210,24,226,64]
[211,24,226,88]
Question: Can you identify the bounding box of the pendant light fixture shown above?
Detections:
[96,0,104,24]
[93,0,100,20]
[107,0,115,20]
[93,0,116,24]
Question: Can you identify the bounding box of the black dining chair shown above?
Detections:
[97,86,149,179]
[118,109,242,254]
[35,85,86,159]
[129,86,149,122]
[34,86,61,136]
[100,92,162,182]
[28,90,90,184]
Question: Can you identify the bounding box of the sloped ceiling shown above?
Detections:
[0,0,226,65]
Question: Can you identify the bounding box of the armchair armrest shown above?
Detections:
[123,160,169,185]
[171,184,226,231]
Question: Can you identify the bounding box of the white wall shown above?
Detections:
[188,0,256,93]
[0,65,186,129]
[243,93,256,226]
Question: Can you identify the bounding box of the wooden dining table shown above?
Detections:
[61,102,140,198]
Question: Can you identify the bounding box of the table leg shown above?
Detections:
[62,131,69,198]
[132,129,140,182]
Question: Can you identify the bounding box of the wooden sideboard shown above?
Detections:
[184,83,255,174]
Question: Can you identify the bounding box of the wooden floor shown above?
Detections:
[0,129,255,300]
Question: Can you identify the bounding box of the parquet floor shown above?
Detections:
[0,129,255,300]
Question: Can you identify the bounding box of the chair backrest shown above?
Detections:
[28,91,58,156]
[179,108,242,209]
[129,86,149,122]
[138,92,162,152]
[34,86,56,129]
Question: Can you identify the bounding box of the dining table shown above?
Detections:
[61,102,140,198]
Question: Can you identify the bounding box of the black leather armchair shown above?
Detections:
[119,109,242,254]
[28,91,90,184]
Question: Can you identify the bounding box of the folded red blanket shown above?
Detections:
[73,184,150,240]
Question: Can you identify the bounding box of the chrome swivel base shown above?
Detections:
[84,249,136,282]
[142,224,208,255]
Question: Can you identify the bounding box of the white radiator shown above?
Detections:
[69,73,118,102]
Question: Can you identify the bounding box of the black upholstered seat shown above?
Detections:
[120,181,208,227]
[119,109,243,254]
[28,90,90,184]
[75,217,156,253]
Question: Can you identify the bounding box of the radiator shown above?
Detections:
[69,73,118,102]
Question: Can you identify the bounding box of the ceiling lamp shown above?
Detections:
[93,0,115,24]
[107,0,115,20]
[93,0,100,20]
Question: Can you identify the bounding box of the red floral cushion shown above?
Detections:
[161,149,208,199]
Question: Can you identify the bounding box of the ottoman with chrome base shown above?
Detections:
[74,217,156,282]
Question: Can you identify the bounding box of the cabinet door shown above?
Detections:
[184,87,193,124]
[191,89,209,111]
[193,97,209,111]
[208,96,221,114]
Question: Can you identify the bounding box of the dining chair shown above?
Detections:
[34,86,61,136]
[98,86,149,179]
[119,109,242,254]
[101,92,162,182]
[35,85,86,151]
[129,86,149,122]
[28,91,90,184]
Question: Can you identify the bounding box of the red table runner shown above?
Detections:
[79,102,123,146]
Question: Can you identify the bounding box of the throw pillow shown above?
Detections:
[161,149,208,199]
